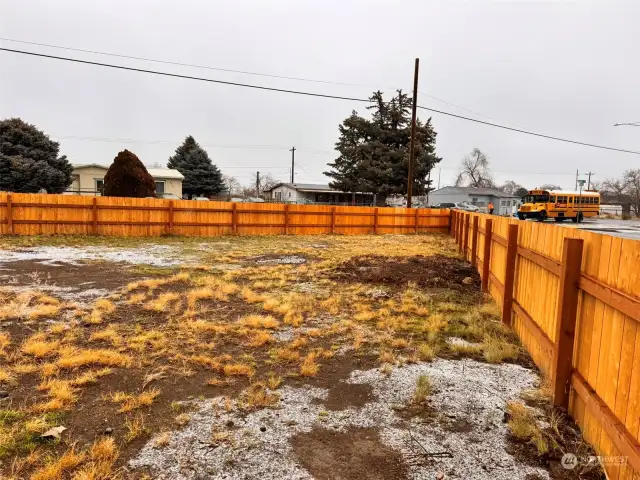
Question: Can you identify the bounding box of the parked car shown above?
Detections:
[243,197,265,203]
[459,202,480,212]
[193,197,210,201]
[434,202,456,209]
[157,193,181,200]
[229,197,244,203]
[295,199,315,205]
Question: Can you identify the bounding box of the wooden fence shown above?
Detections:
[0,192,450,236]
[452,210,640,480]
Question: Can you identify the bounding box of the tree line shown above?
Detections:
[0,118,281,198]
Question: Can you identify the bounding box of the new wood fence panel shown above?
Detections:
[0,193,454,237]
[455,212,640,479]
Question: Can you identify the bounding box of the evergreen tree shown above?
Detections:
[0,118,73,193]
[167,136,224,197]
[104,150,156,197]
[324,91,441,196]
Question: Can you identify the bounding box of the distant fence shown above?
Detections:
[452,210,640,480]
[0,193,450,236]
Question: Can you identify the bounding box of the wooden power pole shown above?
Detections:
[290,147,296,184]
[407,58,419,208]
[256,171,260,196]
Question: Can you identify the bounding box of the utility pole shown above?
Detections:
[256,171,260,196]
[407,58,419,208]
[437,168,441,189]
[586,172,594,190]
[290,147,296,184]
[575,169,579,190]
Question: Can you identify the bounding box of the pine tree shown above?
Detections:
[324,90,441,197]
[167,136,224,197]
[0,118,73,193]
[104,150,156,198]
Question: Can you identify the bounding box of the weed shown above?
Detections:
[21,337,59,358]
[483,335,519,363]
[175,413,190,426]
[243,383,280,410]
[417,343,437,362]
[29,304,61,320]
[89,326,122,346]
[57,349,132,369]
[145,292,181,312]
[239,314,279,329]
[223,363,254,377]
[154,432,171,448]
[300,353,319,376]
[267,372,282,390]
[247,331,272,347]
[110,388,160,413]
[124,414,148,442]
[506,401,548,455]
[412,375,432,404]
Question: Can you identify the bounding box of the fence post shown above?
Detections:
[482,219,493,292]
[448,209,453,235]
[471,216,479,267]
[284,204,289,235]
[501,223,519,326]
[168,201,174,235]
[92,197,98,235]
[6,194,13,235]
[463,214,470,258]
[232,203,238,234]
[414,208,419,234]
[373,207,378,234]
[331,206,336,234]
[551,237,584,409]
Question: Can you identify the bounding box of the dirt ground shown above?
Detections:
[0,234,603,479]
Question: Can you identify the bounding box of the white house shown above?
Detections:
[263,183,379,205]
[67,164,184,198]
[429,186,520,215]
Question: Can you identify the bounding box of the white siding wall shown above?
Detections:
[270,185,299,202]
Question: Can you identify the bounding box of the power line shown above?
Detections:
[0,37,389,90]
[0,37,496,116]
[0,47,370,103]
[417,106,640,155]
[2,46,640,156]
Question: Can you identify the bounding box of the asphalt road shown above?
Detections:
[521,217,640,240]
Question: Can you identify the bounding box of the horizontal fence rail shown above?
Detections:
[451,209,640,479]
[0,192,451,236]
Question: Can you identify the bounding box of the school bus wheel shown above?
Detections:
[536,210,547,222]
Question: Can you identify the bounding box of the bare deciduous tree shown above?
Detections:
[499,180,524,195]
[454,149,495,188]
[538,184,562,191]
[602,169,640,218]
[222,175,241,196]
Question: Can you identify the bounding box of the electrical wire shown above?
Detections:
[2,46,639,156]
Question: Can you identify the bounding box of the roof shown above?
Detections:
[146,168,184,180]
[264,183,348,193]
[548,190,599,196]
[72,164,183,180]
[430,186,518,198]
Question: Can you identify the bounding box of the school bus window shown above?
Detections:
[568,197,573,203]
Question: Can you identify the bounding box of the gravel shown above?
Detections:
[129,358,548,480]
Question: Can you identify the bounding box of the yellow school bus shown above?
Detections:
[517,189,600,222]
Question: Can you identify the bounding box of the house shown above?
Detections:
[263,183,380,205]
[429,186,520,215]
[66,164,184,198]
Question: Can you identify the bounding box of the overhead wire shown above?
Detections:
[1,46,639,156]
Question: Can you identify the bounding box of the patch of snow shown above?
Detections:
[130,358,548,480]
[0,245,188,267]
[446,336,482,348]
[255,255,307,265]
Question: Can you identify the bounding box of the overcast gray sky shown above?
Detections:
[1,0,638,190]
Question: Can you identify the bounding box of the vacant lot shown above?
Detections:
[0,234,601,479]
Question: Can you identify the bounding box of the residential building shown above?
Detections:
[67,164,184,198]
[263,183,381,205]
[429,186,520,215]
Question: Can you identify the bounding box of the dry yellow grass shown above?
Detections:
[154,431,171,448]
[246,331,272,347]
[124,414,148,442]
[0,366,15,384]
[94,298,116,314]
[174,413,191,426]
[30,447,85,480]
[109,388,160,413]
[57,348,132,369]
[0,332,11,354]
[300,353,319,376]
[89,326,122,346]
[273,348,300,362]
[71,368,113,386]
[126,293,147,305]
[21,337,60,358]
[28,304,61,320]
[145,292,181,312]
[238,314,279,329]
[243,383,280,410]
[223,363,255,377]
[267,372,282,390]
[506,401,549,455]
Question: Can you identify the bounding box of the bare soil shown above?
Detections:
[332,254,481,291]
[291,427,409,480]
